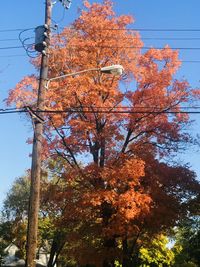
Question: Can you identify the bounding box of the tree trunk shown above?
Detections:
[103,259,115,267]
[47,239,58,267]
[122,239,132,267]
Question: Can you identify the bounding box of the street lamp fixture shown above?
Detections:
[46,64,124,89]
[100,64,124,75]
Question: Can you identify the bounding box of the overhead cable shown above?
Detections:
[0,54,26,58]
[1,107,200,115]
[0,27,35,33]
[0,38,19,42]
[1,45,200,51]
[103,28,200,32]
[2,27,200,34]
[66,45,200,51]
[0,46,23,50]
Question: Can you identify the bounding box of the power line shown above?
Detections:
[0,46,23,50]
[67,45,200,51]
[1,44,200,52]
[0,110,25,114]
[0,38,19,42]
[0,37,200,42]
[35,109,200,115]
[2,36,200,42]
[0,53,199,63]
[102,37,200,41]
[103,28,200,32]
[0,107,22,111]
[60,26,200,32]
[180,60,200,63]
[0,54,26,58]
[1,107,200,115]
[3,106,200,111]
[137,37,200,41]
[2,27,200,33]
[0,28,34,33]
[2,26,200,41]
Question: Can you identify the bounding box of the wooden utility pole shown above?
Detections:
[25,1,52,267]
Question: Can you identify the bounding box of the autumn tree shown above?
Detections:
[7,1,200,266]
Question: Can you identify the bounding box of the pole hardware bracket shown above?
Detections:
[25,106,45,124]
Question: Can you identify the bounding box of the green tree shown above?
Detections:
[0,164,75,267]
[138,234,175,267]
[172,217,200,267]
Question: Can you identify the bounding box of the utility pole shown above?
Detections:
[25,1,52,267]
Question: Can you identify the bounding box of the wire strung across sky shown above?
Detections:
[1,107,200,115]
[0,46,23,50]
[2,45,200,51]
[1,27,200,61]
[2,27,200,33]
[1,36,200,42]
[0,54,200,63]
[0,28,34,33]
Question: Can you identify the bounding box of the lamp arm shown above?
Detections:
[46,68,99,89]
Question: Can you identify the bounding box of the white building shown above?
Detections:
[2,244,49,267]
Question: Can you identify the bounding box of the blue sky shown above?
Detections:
[0,0,200,207]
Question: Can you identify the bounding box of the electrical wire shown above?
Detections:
[2,27,200,33]
[34,109,200,115]
[4,45,200,51]
[0,28,33,33]
[1,107,200,115]
[0,107,22,111]
[0,38,19,42]
[0,54,26,58]
[0,46,23,50]
[52,6,66,25]
[0,110,25,115]
[2,36,200,42]
[65,45,200,51]
[101,28,200,32]
[2,106,200,111]
[0,53,200,63]
[18,29,39,58]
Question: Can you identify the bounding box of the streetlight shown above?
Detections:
[46,64,124,89]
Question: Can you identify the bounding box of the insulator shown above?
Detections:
[42,41,47,47]
[42,50,47,55]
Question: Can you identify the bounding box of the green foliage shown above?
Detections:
[2,174,30,220]
[172,217,200,267]
[38,216,55,243]
[0,239,8,265]
[138,234,175,267]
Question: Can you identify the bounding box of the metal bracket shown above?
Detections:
[25,106,45,124]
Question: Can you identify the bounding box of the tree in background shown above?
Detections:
[0,175,30,259]
[0,172,54,261]
[172,217,200,267]
[138,234,175,266]
[6,1,200,266]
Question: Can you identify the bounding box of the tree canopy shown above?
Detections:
[5,1,200,267]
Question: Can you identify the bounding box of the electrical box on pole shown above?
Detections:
[35,25,48,53]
